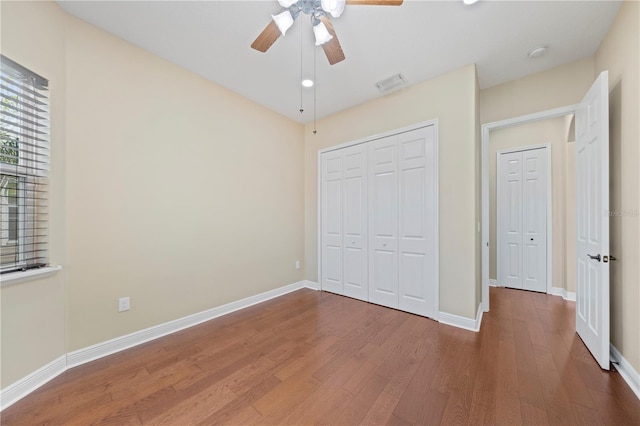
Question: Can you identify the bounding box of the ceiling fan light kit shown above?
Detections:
[272,10,295,35]
[321,0,346,18]
[252,0,403,65]
[313,20,334,45]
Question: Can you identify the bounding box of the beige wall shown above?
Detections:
[305,65,480,319]
[488,117,573,293]
[480,57,595,124]
[1,0,68,388]
[595,0,640,373]
[63,17,305,351]
[1,0,305,385]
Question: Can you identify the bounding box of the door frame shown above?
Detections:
[482,105,576,312]
[496,144,552,293]
[317,119,440,320]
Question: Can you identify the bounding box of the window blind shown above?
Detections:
[0,55,50,274]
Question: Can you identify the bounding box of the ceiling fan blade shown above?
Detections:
[345,0,403,5]
[251,20,281,53]
[319,16,345,65]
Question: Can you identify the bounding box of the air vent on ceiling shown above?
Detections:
[375,73,407,93]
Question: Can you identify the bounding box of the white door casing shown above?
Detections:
[368,135,400,309]
[497,147,548,293]
[575,71,610,370]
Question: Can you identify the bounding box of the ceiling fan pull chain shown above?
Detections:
[313,45,317,135]
[300,20,304,114]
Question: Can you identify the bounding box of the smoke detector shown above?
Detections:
[528,46,548,59]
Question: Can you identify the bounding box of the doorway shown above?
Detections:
[482,106,577,311]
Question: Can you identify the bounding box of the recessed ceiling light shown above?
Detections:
[463,0,479,5]
[302,79,314,88]
[528,46,548,59]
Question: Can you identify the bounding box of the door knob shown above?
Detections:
[587,254,601,262]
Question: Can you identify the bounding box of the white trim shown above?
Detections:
[318,119,440,155]
[610,344,640,400]
[549,286,577,302]
[496,144,552,295]
[302,280,319,290]
[482,104,577,312]
[0,265,62,287]
[0,280,316,411]
[489,279,498,287]
[0,355,66,411]
[439,304,483,332]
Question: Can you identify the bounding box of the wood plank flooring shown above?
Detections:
[2,287,639,425]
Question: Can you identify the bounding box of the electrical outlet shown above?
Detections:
[295,260,301,270]
[118,296,130,312]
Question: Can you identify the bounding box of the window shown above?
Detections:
[1,56,50,274]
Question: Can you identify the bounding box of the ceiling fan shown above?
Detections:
[251,0,403,65]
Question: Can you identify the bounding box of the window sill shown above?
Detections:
[0,265,62,287]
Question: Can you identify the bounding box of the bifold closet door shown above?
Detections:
[320,124,437,319]
[321,150,343,295]
[368,127,436,316]
[320,145,368,301]
[342,145,368,301]
[398,127,436,317]
[368,136,400,308]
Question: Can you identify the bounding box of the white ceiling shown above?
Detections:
[57,0,621,124]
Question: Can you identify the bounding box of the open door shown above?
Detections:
[575,71,610,370]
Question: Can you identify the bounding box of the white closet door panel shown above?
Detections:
[369,136,399,308]
[343,145,368,301]
[499,152,523,289]
[521,149,547,292]
[321,151,343,295]
[398,127,435,317]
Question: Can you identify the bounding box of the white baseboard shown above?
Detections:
[549,287,576,302]
[302,280,320,290]
[1,280,315,411]
[68,280,311,368]
[489,279,497,287]
[0,355,66,411]
[610,344,640,400]
[439,304,483,332]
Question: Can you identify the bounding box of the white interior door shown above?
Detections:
[521,149,548,292]
[321,151,343,295]
[498,151,523,289]
[398,127,436,317]
[576,71,610,370]
[498,147,547,293]
[342,145,368,301]
[368,135,399,309]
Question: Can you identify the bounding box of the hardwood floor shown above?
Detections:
[2,287,639,425]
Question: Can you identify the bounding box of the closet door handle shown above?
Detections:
[587,253,601,262]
